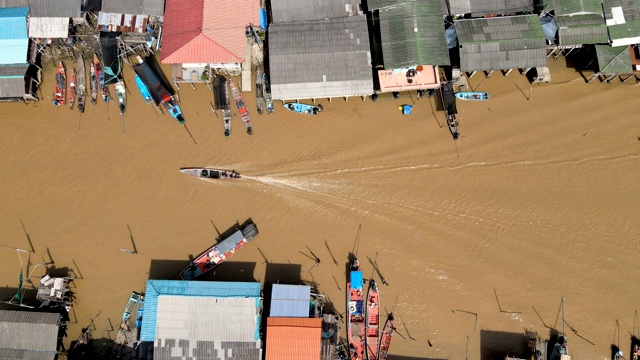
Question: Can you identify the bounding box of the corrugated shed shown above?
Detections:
[0,310,60,360]
[161,0,260,64]
[29,0,81,17]
[551,0,603,15]
[0,63,27,98]
[97,12,148,33]
[101,0,164,16]
[595,44,632,72]
[140,280,261,342]
[447,0,534,16]
[271,0,362,23]
[603,0,640,46]
[555,13,608,45]
[0,7,28,65]
[270,284,310,318]
[265,317,322,360]
[377,2,450,68]
[29,17,70,38]
[455,15,547,72]
[268,16,373,100]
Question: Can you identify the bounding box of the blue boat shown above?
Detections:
[455,91,491,101]
[134,74,152,104]
[135,296,144,329]
[284,102,323,115]
[122,291,141,324]
[133,55,185,124]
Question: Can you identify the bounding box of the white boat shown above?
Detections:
[180,168,240,179]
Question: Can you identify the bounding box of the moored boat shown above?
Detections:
[263,71,275,114]
[89,61,97,105]
[68,67,76,109]
[114,291,143,356]
[377,313,394,360]
[134,74,152,104]
[133,55,185,124]
[115,78,126,115]
[455,91,490,100]
[179,167,240,179]
[121,291,142,326]
[229,78,252,135]
[366,280,380,360]
[284,102,323,115]
[255,66,264,114]
[76,54,86,113]
[93,54,107,104]
[177,221,259,280]
[446,114,459,140]
[135,296,144,329]
[53,62,66,106]
[212,75,232,137]
[347,258,366,360]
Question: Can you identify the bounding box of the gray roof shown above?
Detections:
[270,284,311,317]
[0,310,60,360]
[100,0,165,16]
[29,0,81,17]
[603,0,640,46]
[271,0,363,23]
[595,44,632,72]
[377,2,450,68]
[268,15,373,100]
[0,64,27,98]
[555,13,609,45]
[455,15,547,71]
[551,0,604,15]
[0,0,28,8]
[447,0,534,16]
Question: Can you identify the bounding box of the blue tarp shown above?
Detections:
[540,15,557,42]
[445,25,458,49]
[0,7,29,65]
[260,8,267,30]
[350,271,363,289]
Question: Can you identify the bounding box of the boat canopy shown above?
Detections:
[216,230,245,255]
[350,271,363,290]
[133,60,171,106]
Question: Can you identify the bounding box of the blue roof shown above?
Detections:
[140,280,261,342]
[270,284,310,317]
[0,7,28,65]
[350,271,363,290]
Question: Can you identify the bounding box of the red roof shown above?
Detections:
[265,317,322,360]
[161,0,260,64]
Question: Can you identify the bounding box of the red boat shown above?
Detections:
[229,78,253,135]
[365,280,380,360]
[68,67,76,109]
[347,258,366,360]
[53,61,66,106]
[377,313,394,360]
[177,221,259,280]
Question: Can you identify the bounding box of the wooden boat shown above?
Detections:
[446,114,459,140]
[133,55,185,124]
[53,61,66,106]
[89,61,97,105]
[115,78,126,115]
[93,54,110,104]
[68,67,76,109]
[347,258,366,360]
[377,313,394,360]
[135,296,144,329]
[179,167,240,179]
[212,75,232,137]
[121,291,142,325]
[134,74,152,104]
[76,54,86,113]
[263,72,275,114]
[229,78,252,135]
[365,280,380,360]
[114,291,142,356]
[455,91,490,101]
[255,66,264,114]
[177,221,259,280]
[284,102,323,115]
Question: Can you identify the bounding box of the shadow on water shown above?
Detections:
[148,259,258,283]
[387,356,448,360]
[480,330,531,360]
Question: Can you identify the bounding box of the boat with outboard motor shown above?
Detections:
[284,102,323,115]
[53,62,66,106]
[455,91,490,101]
[229,78,252,135]
[347,258,366,360]
[179,168,240,179]
[366,280,380,360]
[76,54,86,113]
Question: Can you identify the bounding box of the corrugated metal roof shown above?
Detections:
[271,0,363,23]
[555,13,608,45]
[447,0,534,16]
[270,284,310,318]
[377,2,450,68]
[101,0,164,16]
[0,63,28,98]
[97,12,148,33]
[595,44,632,72]
[265,317,322,360]
[161,0,260,64]
[0,7,28,65]
[0,0,28,8]
[455,15,547,71]
[29,17,70,38]
[268,16,373,100]
[603,0,640,46]
[140,280,261,342]
[551,0,604,15]
[29,0,81,17]
[0,310,60,360]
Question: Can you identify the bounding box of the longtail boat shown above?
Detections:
[133,55,184,124]
[446,114,459,140]
[377,313,394,360]
[89,61,97,105]
[263,71,274,114]
[177,221,259,280]
[255,66,264,114]
[76,54,86,113]
[134,74,152,104]
[135,296,144,329]
[121,292,141,325]
[115,78,126,115]
[347,258,366,360]
[229,78,252,135]
[455,91,490,101]
[180,167,240,179]
[93,54,109,104]
[114,291,142,356]
[284,102,323,115]
[212,75,232,137]
[53,62,66,106]
[68,67,76,109]
[365,280,380,360]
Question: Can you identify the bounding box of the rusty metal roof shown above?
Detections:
[265,317,322,360]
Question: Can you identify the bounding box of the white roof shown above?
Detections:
[28,17,70,38]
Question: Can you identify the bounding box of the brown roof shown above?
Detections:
[266,317,322,360]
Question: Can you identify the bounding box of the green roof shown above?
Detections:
[551,0,604,15]
[377,2,450,68]
[603,0,640,46]
[595,44,632,73]
[555,13,609,45]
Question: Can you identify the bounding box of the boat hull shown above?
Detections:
[115,79,126,115]
[366,280,380,360]
[229,78,252,134]
[284,102,323,115]
[347,259,366,360]
[53,62,66,106]
[455,91,490,100]
[180,168,240,179]
[68,68,76,109]
[377,313,394,360]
